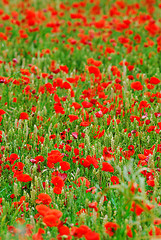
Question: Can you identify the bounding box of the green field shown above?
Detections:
[0,0,161,239]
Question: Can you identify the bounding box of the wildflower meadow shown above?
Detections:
[0,0,161,239]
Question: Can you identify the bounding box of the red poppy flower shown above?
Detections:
[19,112,29,120]
[60,65,69,73]
[53,187,62,194]
[88,202,98,212]
[34,155,44,164]
[82,101,93,108]
[49,134,56,140]
[131,81,143,91]
[84,230,100,240]
[147,180,155,187]
[12,162,24,174]
[80,155,99,169]
[128,65,134,71]
[110,176,119,185]
[51,176,65,188]
[134,34,141,43]
[0,109,6,115]
[95,111,103,118]
[43,214,61,227]
[7,226,17,235]
[66,76,79,83]
[126,225,133,238]
[54,103,65,114]
[138,154,147,160]
[17,173,32,182]
[58,225,70,237]
[36,193,52,205]
[80,121,90,127]
[71,102,81,110]
[10,194,15,200]
[103,147,115,161]
[147,84,154,89]
[32,228,45,240]
[30,65,39,74]
[157,144,161,153]
[36,204,62,218]
[60,161,70,171]
[150,77,160,85]
[149,226,161,237]
[42,73,48,78]
[47,150,63,168]
[104,222,119,236]
[130,202,144,216]
[68,114,79,122]
[71,225,89,238]
[154,219,161,225]
[139,100,150,109]
[36,204,52,217]
[38,86,45,94]
[87,58,102,67]
[62,82,71,89]
[105,47,115,54]
[9,153,19,165]
[102,162,114,172]
[88,66,101,77]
